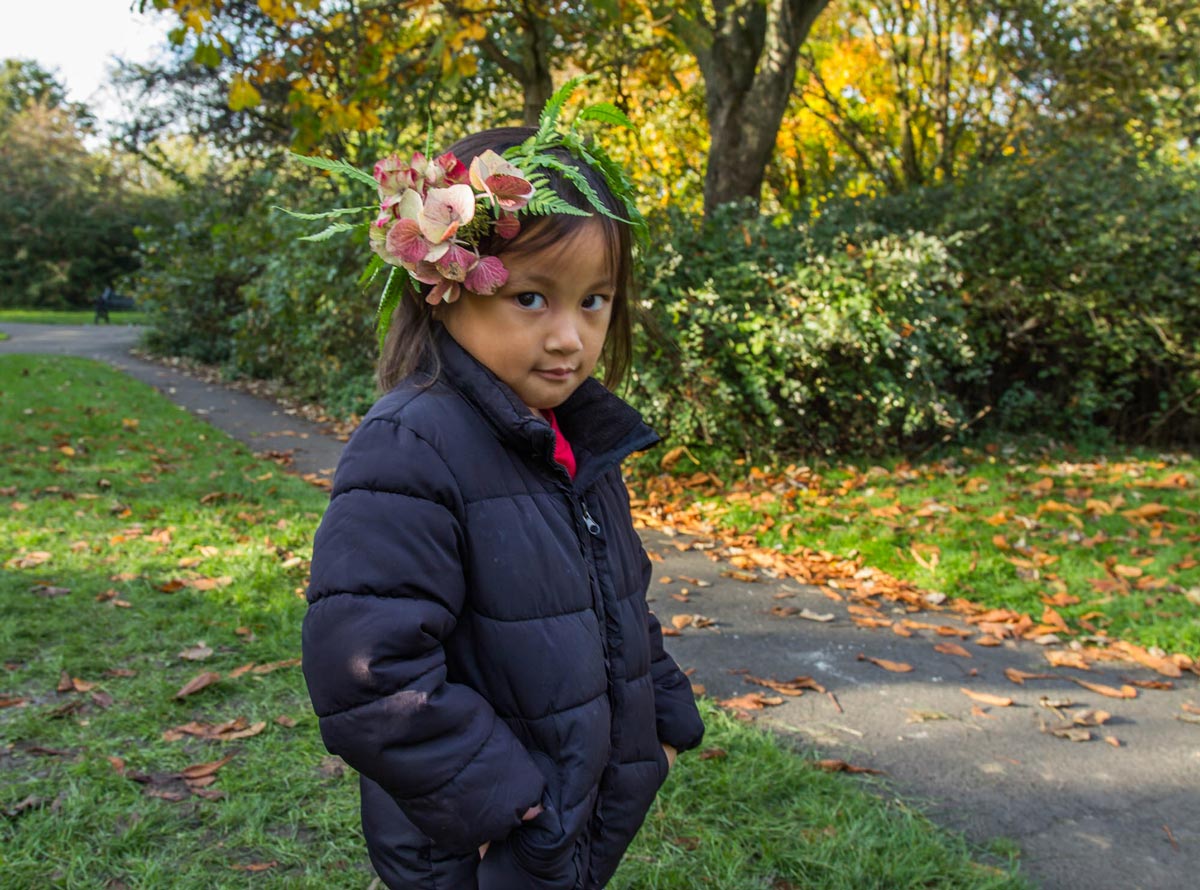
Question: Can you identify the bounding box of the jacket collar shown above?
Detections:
[432,324,659,489]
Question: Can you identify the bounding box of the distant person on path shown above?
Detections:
[301,88,704,890]
[94,286,112,324]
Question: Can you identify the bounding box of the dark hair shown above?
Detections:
[376,126,635,394]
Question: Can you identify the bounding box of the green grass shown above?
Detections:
[614,702,1025,889]
[0,309,148,325]
[0,356,1027,889]
[633,443,1200,657]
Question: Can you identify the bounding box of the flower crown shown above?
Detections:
[283,77,645,350]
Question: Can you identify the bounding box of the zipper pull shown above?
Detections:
[581,503,601,536]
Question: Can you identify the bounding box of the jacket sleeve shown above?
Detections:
[641,551,706,752]
[301,416,545,853]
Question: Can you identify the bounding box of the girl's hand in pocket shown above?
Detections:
[479,803,544,860]
[662,743,677,770]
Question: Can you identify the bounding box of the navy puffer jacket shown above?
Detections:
[302,327,704,889]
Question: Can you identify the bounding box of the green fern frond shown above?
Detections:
[376,267,403,353]
[287,151,377,190]
[577,102,634,131]
[273,204,374,222]
[537,75,591,143]
[358,254,385,289]
[299,220,369,242]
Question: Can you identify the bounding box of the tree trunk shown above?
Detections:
[672,0,829,216]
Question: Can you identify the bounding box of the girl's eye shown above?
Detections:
[515,292,546,309]
[582,294,610,311]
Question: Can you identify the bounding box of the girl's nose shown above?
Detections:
[545,312,583,353]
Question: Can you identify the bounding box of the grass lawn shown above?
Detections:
[630,443,1200,658]
[0,355,1026,889]
[0,309,148,326]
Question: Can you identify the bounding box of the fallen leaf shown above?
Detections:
[174,671,221,699]
[1072,709,1111,726]
[1125,679,1173,690]
[906,710,949,723]
[180,754,235,780]
[1108,641,1182,678]
[698,747,727,760]
[746,675,825,696]
[1045,650,1091,670]
[1048,725,1092,742]
[720,570,759,583]
[1004,668,1056,685]
[30,585,71,598]
[813,759,883,775]
[275,715,297,728]
[933,642,972,658]
[230,861,277,873]
[717,692,784,711]
[959,688,1014,707]
[1038,696,1077,709]
[0,695,29,709]
[1070,678,1138,699]
[248,658,302,674]
[671,614,693,630]
[798,609,834,622]
[857,654,913,673]
[178,642,213,662]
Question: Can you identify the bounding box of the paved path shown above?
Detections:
[4,322,1197,889]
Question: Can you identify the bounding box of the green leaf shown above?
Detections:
[273,205,374,222]
[577,102,634,130]
[376,267,403,353]
[536,74,592,142]
[287,151,378,190]
[357,254,385,290]
[298,221,367,242]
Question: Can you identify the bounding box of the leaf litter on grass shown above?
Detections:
[628,444,1200,670]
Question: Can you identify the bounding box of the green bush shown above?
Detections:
[632,206,978,458]
[814,142,1200,443]
[231,173,377,418]
[131,169,273,364]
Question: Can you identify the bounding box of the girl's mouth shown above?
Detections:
[535,367,575,381]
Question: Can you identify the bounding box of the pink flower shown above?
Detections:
[464,255,508,295]
[435,243,477,282]
[469,150,535,213]
[374,154,418,197]
[385,219,434,265]
[426,279,461,305]
[434,152,469,186]
[495,212,521,240]
[418,184,475,244]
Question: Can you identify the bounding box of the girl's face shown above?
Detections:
[440,219,615,417]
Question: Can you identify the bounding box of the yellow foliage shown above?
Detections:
[228,75,262,111]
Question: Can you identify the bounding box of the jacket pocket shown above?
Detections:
[510,793,578,882]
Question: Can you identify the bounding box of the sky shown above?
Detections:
[0,0,175,121]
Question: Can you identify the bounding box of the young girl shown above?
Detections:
[300,113,705,889]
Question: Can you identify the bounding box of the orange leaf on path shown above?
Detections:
[933,642,972,658]
[1045,650,1091,670]
[746,675,825,696]
[1004,668,1056,685]
[1070,678,1137,699]
[960,688,1014,707]
[857,654,913,673]
[717,692,784,712]
[174,671,221,699]
[1108,641,1182,678]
